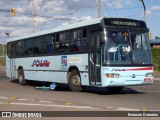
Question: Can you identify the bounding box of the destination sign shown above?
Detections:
[111,21,140,27]
[103,18,147,28]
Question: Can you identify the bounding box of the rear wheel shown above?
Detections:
[107,87,124,93]
[18,69,27,85]
[68,70,83,92]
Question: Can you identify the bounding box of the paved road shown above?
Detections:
[0,66,160,120]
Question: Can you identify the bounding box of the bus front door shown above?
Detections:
[10,44,16,78]
[89,32,101,86]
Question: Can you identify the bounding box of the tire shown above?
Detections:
[107,87,124,93]
[68,70,83,92]
[18,69,27,85]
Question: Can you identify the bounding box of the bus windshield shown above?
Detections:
[103,28,151,65]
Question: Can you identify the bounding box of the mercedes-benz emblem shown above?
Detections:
[131,74,136,78]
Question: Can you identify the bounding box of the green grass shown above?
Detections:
[152,48,160,72]
[0,45,6,56]
[0,57,5,66]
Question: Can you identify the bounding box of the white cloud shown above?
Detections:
[61,16,93,26]
[151,6,160,11]
[112,0,123,8]
[15,16,31,25]
[104,0,132,9]
[124,0,132,5]
[146,10,152,16]
[64,0,96,10]
[11,29,32,37]
[83,16,92,20]
[34,17,46,24]
[73,0,79,2]
[0,26,8,31]
[143,6,160,17]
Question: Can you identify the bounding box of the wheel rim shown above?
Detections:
[72,75,80,86]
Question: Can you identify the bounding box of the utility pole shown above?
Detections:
[98,0,101,18]
[32,0,35,33]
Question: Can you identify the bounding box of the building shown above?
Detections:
[150,39,160,48]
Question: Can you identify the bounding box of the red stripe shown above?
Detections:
[35,62,50,67]
[126,67,153,71]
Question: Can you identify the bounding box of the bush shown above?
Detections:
[152,48,160,72]
[0,45,6,56]
[0,57,6,66]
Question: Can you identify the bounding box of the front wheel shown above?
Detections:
[68,70,83,92]
[18,69,27,85]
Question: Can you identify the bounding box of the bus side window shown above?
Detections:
[52,35,55,53]
[33,37,40,55]
[55,34,59,53]
[71,42,80,52]
[39,37,46,55]
[81,29,87,52]
[70,29,87,53]
[25,39,33,56]
[56,32,69,53]
[16,41,24,57]
[45,35,53,54]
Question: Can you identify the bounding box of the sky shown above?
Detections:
[0,0,160,44]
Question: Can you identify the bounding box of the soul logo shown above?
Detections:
[111,68,126,71]
[31,60,50,67]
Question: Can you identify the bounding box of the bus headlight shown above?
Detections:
[145,73,153,77]
[105,73,121,78]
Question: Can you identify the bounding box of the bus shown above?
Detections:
[6,17,153,92]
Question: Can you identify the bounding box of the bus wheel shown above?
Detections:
[68,70,83,92]
[107,87,124,93]
[18,69,27,85]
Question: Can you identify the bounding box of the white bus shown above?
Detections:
[6,17,153,92]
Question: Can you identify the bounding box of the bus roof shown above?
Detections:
[8,17,146,42]
[8,17,103,42]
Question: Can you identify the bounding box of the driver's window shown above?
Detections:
[106,31,131,62]
[106,32,117,61]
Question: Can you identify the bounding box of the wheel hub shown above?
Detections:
[72,75,80,86]
[19,75,23,81]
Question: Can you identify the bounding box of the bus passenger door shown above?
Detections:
[89,32,101,85]
[10,44,16,78]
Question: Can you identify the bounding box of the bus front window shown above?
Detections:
[103,28,151,65]
[131,31,151,64]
